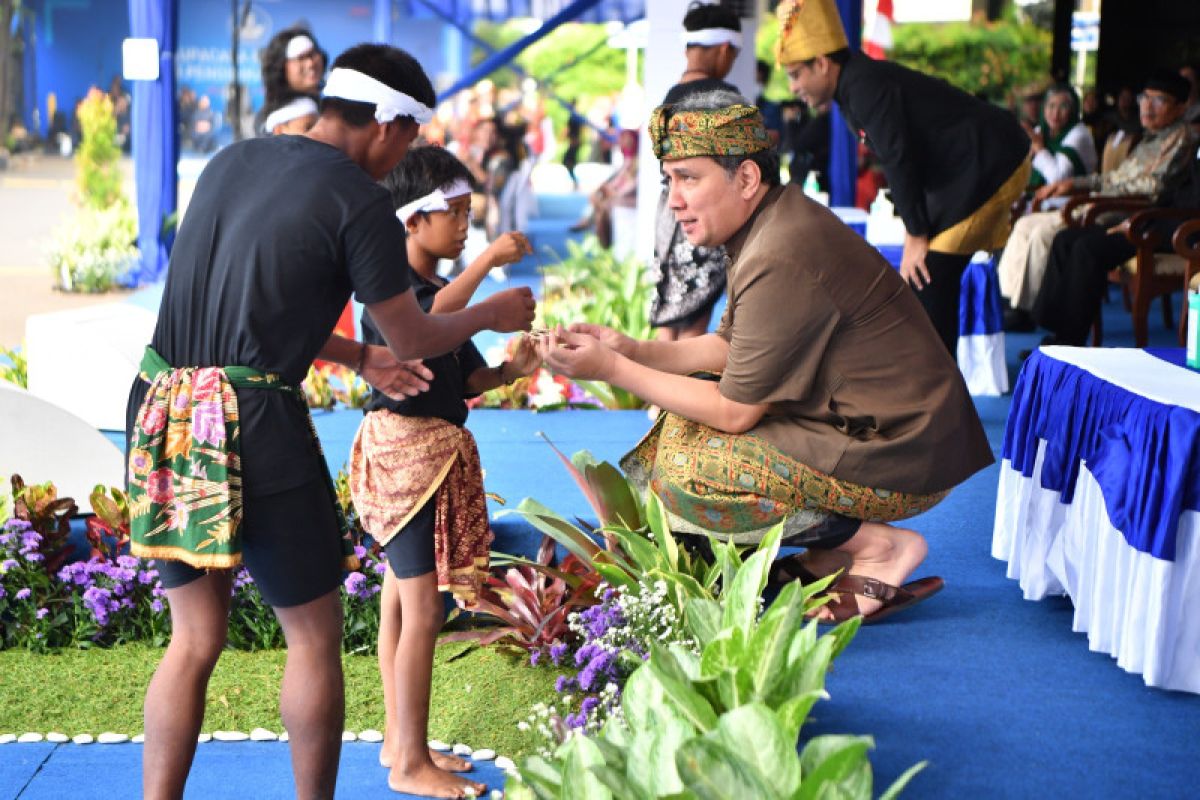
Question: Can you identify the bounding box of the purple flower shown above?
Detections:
[354,545,367,560]
[116,555,139,570]
[1,559,17,571]
[554,675,573,693]
[36,607,49,620]
[529,649,541,667]
[150,599,164,614]
[14,588,31,601]
[343,571,369,600]
[372,562,388,576]
[549,642,568,665]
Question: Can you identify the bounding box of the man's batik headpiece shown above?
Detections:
[648,103,771,160]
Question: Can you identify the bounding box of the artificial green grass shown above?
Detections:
[0,641,556,758]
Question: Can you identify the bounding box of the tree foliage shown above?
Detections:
[756,9,1051,106]
[890,11,1051,103]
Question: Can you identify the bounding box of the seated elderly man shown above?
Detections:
[1032,135,1199,347]
[999,69,1194,326]
[540,90,993,623]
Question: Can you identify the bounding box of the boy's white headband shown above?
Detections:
[396,179,472,225]
[285,35,315,60]
[681,28,743,49]
[263,96,319,133]
[322,67,434,125]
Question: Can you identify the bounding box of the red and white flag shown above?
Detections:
[863,0,894,60]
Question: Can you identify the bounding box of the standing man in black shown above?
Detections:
[127,44,535,800]
[775,0,1031,355]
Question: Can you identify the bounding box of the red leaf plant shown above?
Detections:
[441,534,602,652]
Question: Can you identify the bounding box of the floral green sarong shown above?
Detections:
[128,346,359,571]
[621,412,947,545]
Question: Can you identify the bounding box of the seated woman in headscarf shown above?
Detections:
[1026,84,1098,200]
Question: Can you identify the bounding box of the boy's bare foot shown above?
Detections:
[387,761,487,798]
[380,744,472,773]
[814,522,929,621]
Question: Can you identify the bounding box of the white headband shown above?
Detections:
[322,67,434,125]
[396,179,473,225]
[680,28,743,49]
[285,35,315,60]
[263,96,319,133]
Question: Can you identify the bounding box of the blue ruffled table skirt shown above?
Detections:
[992,346,1200,693]
[875,245,1006,395]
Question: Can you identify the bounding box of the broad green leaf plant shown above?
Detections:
[506,531,924,799]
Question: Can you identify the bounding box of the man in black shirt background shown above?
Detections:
[131,44,535,800]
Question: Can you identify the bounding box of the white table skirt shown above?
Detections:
[993,441,1200,694]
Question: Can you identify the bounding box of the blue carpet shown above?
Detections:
[12,742,509,799]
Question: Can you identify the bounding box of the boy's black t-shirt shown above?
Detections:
[361,271,487,427]
[126,135,411,496]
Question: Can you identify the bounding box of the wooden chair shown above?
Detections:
[1070,199,1199,346]
[1173,218,1200,342]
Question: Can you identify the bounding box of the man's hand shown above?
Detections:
[359,345,433,399]
[1106,218,1131,237]
[900,233,932,290]
[538,326,617,382]
[481,287,537,332]
[567,322,636,359]
[483,232,533,269]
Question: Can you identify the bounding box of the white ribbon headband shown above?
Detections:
[263,96,319,133]
[322,67,434,125]
[681,28,744,49]
[396,179,473,224]
[285,35,315,60]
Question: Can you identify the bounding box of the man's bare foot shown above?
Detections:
[815,522,928,621]
[387,760,487,798]
[380,744,472,773]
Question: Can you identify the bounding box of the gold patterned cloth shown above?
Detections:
[621,412,947,545]
[930,157,1032,255]
[776,0,850,65]
[349,412,492,608]
[128,346,359,571]
[649,103,772,161]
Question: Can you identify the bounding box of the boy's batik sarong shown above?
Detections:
[128,346,359,571]
[349,412,492,609]
[621,412,947,545]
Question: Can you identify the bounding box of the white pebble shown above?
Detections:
[494,756,516,771]
[341,731,357,742]
[452,743,473,757]
[249,728,278,742]
[472,748,496,761]
[357,729,383,743]
[279,731,289,742]
[212,731,249,742]
[46,733,69,743]
[490,791,504,800]
[0,734,15,744]
[428,739,451,751]
[132,734,146,744]
[97,733,129,744]
[17,733,43,743]
[72,734,94,745]
[197,733,212,743]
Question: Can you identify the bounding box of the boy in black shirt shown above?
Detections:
[350,146,538,797]
[128,45,535,800]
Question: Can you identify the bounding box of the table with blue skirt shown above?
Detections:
[991,346,1200,693]
[832,208,1007,396]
